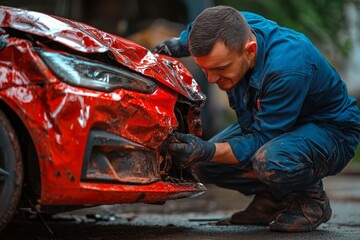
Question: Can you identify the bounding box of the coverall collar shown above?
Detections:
[248,29,265,90]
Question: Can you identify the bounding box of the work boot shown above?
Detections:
[270,190,332,232]
[230,191,287,225]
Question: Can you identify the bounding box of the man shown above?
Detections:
[153,6,360,232]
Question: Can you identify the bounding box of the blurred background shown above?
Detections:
[1,0,359,164]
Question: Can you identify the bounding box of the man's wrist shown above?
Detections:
[210,142,239,164]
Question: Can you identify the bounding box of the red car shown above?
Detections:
[0,6,206,231]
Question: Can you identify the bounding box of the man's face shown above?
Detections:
[194,41,252,91]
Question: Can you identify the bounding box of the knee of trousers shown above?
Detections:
[194,161,219,183]
[251,141,318,193]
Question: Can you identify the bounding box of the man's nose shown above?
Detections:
[207,72,220,84]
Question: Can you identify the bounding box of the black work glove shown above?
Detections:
[152,37,185,58]
[168,132,216,169]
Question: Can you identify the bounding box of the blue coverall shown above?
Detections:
[179,12,360,199]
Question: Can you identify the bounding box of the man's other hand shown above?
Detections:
[152,38,184,57]
[168,132,215,168]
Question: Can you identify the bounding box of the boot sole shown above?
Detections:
[269,208,332,233]
[230,211,281,226]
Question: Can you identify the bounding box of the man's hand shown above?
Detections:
[168,132,216,168]
[152,38,184,57]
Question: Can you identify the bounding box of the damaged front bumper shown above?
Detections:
[82,130,159,184]
[82,129,202,186]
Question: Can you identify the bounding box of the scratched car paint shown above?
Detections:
[0,6,206,231]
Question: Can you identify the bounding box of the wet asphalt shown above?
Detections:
[1,165,359,240]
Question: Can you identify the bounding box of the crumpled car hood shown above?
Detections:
[0,6,205,102]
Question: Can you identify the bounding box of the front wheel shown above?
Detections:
[0,108,23,232]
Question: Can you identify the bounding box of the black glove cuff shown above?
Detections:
[202,142,216,162]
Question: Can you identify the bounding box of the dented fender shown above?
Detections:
[0,6,206,206]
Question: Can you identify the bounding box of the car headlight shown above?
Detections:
[37,49,157,93]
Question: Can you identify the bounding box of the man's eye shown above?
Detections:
[216,65,228,71]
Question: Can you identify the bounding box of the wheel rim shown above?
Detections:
[0,147,9,188]
[0,111,23,232]
[0,167,9,183]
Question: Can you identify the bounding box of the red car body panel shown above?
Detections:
[0,6,203,102]
[0,6,206,206]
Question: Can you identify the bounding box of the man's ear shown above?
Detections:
[245,41,257,58]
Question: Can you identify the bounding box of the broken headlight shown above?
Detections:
[37,49,157,93]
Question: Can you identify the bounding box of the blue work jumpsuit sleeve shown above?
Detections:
[226,72,310,162]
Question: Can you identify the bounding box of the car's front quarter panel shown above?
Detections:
[0,36,206,206]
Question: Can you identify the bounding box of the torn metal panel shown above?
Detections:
[0,5,206,207]
[0,6,206,102]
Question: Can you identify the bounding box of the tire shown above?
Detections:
[0,108,23,232]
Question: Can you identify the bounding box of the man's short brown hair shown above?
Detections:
[189,5,252,57]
